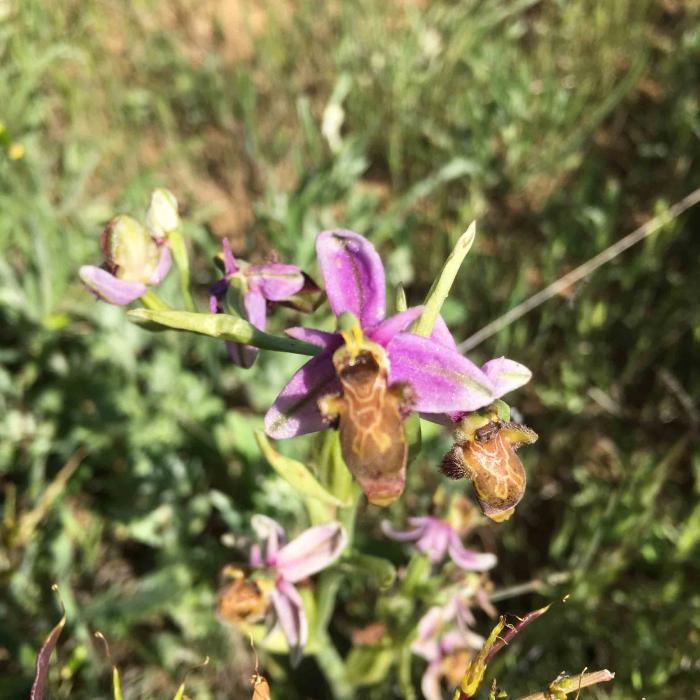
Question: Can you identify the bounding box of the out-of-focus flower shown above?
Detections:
[381,516,496,571]
[218,515,346,663]
[412,597,485,700]
[80,214,172,305]
[208,239,318,368]
[264,229,529,505]
[441,411,538,522]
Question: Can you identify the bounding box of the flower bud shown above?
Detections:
[100,215,160,283]
[145,188,179,240]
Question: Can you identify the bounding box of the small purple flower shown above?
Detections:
[209,239,310,368]
[265,229,529,440]
[382,516,496,571]
[80,214,172,305]
[412,598,485,700]
[248,515,347,662]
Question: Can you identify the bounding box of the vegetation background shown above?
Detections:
[1,0,699,698]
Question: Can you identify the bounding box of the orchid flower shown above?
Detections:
[248,515,347,662]
[265,230,493,438]
[412,597,485,700]
[263,229,530,503]
[265,230,532,438]
[208,239,316,367]
[80,213,172,305]
[381,516,496,571]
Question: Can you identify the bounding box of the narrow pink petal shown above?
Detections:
[387,333,494,413]
[481,357,532,398]
[421,661,444,700]
[276,522,346,583]
[380,520,425,543]
[430,315,459,351]
[315,229,385,327]
[251,514,285,562]
[412,606,444,658]
[148,246,172,285]
[244,288,267,331]
[225,288,266,369]
[249,544,263,569]
[79,265,146,305]
[368,306,424,346]
[271,579,308,664]
[226,341,258,369]
[264,352,341,439]
[251,263,305,301]
[285,327,341,350]
[447,532,497,571]
[222,238,239,275]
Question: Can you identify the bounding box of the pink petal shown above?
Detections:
[315,229,385,328]
[386,333,494,413]
[380,520,425,543]
[224,288,266,369]
[430,315,459,351]
[276,522,346,583]
[416,522,451,563]
[250,263,305,301]
[481,357,532,398]
[285,327,341,351]
[226,341,257,369]
[271,579,307,664]
[420,661,444,700]
[447,532,497,571]
[148,246,172,285]
[222,238,239,275]
[368,306,424,346]
[251,514,286,564]
[244,288,267,331]
[264,352,341,439]
[79,265,146,305]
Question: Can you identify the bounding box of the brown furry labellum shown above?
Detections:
[216,566,271,625]
[441,420,537,523]
[319,324,415,507]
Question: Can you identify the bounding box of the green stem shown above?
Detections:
[140,290,172,311]
[127,308,320,356]
[412,221,476,337]
[314,631,354,700]
[168,228,194,311]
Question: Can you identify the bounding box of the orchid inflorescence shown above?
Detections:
[78,189,545,695]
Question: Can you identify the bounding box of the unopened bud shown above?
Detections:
[145,188,179,240]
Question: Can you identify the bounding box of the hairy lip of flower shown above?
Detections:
[442,419,538,523]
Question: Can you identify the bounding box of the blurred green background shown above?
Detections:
[1,0,699,698]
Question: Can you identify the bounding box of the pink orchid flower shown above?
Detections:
[382,516,496,571]
[248,515,347,663]
[209,239,310,367]
[264,229,530,440]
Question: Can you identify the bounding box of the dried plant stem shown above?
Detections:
[459,187,700,351]
[516,669,615,699]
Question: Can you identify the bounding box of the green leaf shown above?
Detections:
[345,646,395,686]
[492,399,511,422]
[255,432,346,507]
[342,553,396,590]
[127,308,319,356]
[412,221,476,337]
